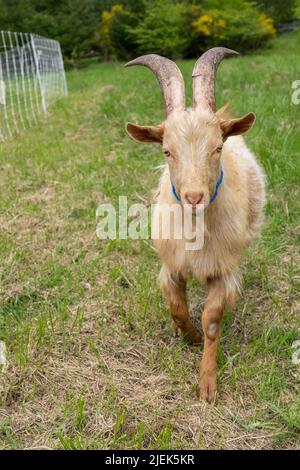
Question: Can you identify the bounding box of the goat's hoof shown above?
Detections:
[196,374,217,403]
[181,330,202,345]
[189,330,202,344]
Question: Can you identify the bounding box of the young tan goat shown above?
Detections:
[125,48,265,402]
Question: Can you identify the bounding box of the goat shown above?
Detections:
[125,48,265,402]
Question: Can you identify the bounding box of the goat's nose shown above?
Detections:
[185,191,204,207]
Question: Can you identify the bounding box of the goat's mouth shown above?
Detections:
[183,202,207,215]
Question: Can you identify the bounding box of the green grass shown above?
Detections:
[0,31,299,449]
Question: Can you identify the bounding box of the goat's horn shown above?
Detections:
[192,47,239,112]
[125,54,185,116]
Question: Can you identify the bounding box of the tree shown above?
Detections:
[0,0,102,62]
[0,0,33,31]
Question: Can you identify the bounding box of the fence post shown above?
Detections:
[30,33,47,113]
[57,41,68,97]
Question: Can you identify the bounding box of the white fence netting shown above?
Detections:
[0,31,68,140]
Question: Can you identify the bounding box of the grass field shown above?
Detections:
[0,31,299,450]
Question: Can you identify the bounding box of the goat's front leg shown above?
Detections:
[197,278,226,403]
[160,265,201,344]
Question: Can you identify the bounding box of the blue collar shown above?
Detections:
[171,169,224,205]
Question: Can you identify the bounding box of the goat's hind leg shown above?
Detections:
[160,265,201,344]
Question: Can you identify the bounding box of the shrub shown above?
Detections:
[109,7,140,60]
[98,4,124,60]
[192,0,276,51]
[257,0,297,23]
[127,0,192,59]
[295,0,300,18]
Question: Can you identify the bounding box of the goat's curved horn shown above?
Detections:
[192,47,239,112]
[125,54,185,116]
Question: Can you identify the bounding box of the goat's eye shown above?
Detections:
[216,146,223,153]
[163,149,171,157]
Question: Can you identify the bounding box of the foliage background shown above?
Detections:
[0,0,299,64]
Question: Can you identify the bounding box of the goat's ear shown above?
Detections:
[126,122,164,143]
[220,112,256,139]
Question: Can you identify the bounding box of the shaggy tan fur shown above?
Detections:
[127,99,265,404]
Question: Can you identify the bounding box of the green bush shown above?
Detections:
[109,8,140,60]
[257,0,297,23]
[126,0,193,59]
[295,0,300,18]
[192,0,276,51]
